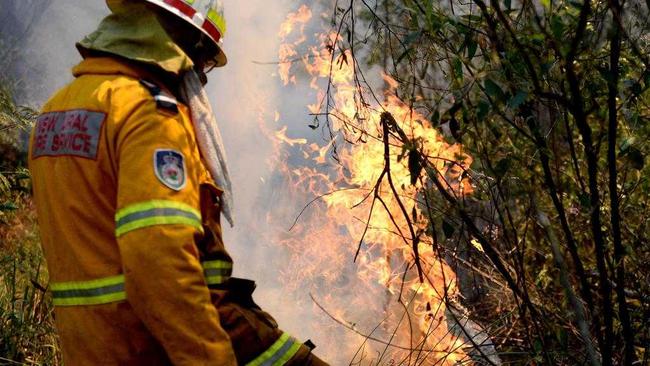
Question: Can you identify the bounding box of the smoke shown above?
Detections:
[209,0,315,328]
[209,1,343,358]
[1,1,108,103]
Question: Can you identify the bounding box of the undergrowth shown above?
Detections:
[0,198,60,366]
[0,67,60,365]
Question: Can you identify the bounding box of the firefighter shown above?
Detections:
[28,0,328,364]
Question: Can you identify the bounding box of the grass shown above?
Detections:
[0,56,61,365]
[0,196,61,366]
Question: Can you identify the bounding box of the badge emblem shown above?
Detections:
[154,149,186,191]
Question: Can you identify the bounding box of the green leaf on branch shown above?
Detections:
[396,48,413,66]
[598,66,613,84]
[530,33,545,44]
[404,30,422,45]
[0,174,10,193]
[396,30,423,66]
[467,38,477,58]
[452,58,463,80]
[626,147,645,170]
[507,90,528,110]
[484,79,506,102]
[477,100,491,121]
[578,193,591,210]
[494,157,512,178]
[432,110,440,125]
[620,138,645,170]
[442,219,455,239]
[15,171,30,180]
[620,137,635,153]
[0,202,18,212]
[533,339,543,354]
[550,15,565,40]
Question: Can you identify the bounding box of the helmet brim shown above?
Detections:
[144,0,228,68]
[211,45,227,68]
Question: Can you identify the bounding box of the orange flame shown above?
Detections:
[266,5,475,365]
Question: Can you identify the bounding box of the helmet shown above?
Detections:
[143,0,227,67]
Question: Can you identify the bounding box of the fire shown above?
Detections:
[274,126,308,147]
[265,4,475,365]
[278,4,312,40]
[278,4,312,86]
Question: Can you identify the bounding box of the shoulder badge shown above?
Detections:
[154,149,187,191]
[139,79,179,114]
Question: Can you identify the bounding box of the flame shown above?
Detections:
[278,4,312,39]
[275,125,308,147]
[265,5,475,365]
[278,4,312,86]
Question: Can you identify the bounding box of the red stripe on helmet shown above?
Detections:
[202,19,222,43]
[163,0,196,18]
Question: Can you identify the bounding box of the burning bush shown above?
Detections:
[270,1,650,365]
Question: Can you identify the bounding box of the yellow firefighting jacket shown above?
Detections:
[29,56,237,366]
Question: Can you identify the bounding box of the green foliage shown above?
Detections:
[330,0,650,363]
[0,66,59,364]
[0,83,34,218]
[0,207,60,365]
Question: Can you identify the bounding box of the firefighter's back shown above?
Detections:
[29,57,180,365]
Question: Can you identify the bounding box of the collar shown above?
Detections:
[72,56,181,96]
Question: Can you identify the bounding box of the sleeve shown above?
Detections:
[113,93,236,366]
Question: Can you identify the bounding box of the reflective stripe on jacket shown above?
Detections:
[246,333,302,366]
[29,56,236,366]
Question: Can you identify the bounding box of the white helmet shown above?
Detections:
[142,0,227,67]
